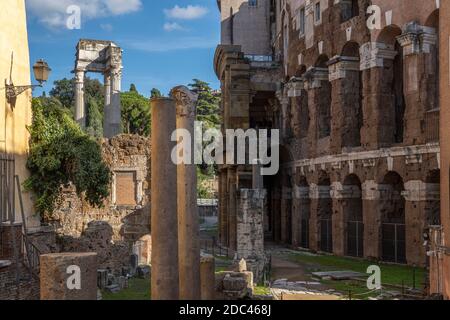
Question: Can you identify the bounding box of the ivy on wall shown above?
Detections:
[24,97,111,220]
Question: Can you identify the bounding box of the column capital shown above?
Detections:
[170,86,198,118]
[328,55,360,81]
[286,78,305,97]
[360,42,398,71]
[304,67,329,89]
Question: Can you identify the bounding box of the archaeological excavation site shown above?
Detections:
[1,0,450,311]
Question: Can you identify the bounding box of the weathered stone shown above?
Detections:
[200,255,215,300]
[40,253,98,300]
[150,97,179,300]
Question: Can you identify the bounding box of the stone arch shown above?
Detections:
[377,25,405,145]
[425,169,441,226]
[317,171,333,253]
[343,174,364,257]
[380,171,406,263]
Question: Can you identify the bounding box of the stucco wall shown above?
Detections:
[0,0,37,227]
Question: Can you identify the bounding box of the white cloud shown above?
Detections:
[163,22,185,32]
[26,0,142,28]
[164,5,208,20]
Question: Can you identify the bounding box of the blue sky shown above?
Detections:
[25,0,221,96]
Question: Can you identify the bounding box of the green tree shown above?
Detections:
[150,88,162,98]
[121,88,151,136]
[188,79,221,176]
[49,78,74,109]
[129,84,138,92]
[50,77,105,115]
[188,79,221,129]
[25,97,111,220]
[86,97,104,139]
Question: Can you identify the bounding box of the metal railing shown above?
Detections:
[0,154,15,223]
[22,232,41,278]
[425,109,440,143]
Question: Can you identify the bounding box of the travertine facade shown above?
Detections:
[215,0,441,272]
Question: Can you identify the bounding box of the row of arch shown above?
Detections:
[271,169,441,264]
[289,11,440,149]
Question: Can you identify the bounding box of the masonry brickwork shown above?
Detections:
[47,134,151,274]
[215,0,441,270]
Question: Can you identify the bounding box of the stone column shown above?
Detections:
[74,70,85,128]
[200,255,216,300]
[104,68,122,138]
[228,167,238,255]
[359,42,398,148]
[328,56,362,153]
[362,180,382,260]
[40,253,97,300]
[150,97,179,300]
[171,86,201,300]
[104,72,111,111]
[252,160,264,190]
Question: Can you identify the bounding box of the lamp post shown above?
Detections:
[5,59,51,103]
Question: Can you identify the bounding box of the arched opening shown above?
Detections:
[425,169,441,226]
[340,0,359,23]
[318,171,333,253]
[296,175,310,248]
[341,41,363,148]
[343,175,363,257]
[377,26,405,145]
[425,10,440,143]
[315,55,331,139]
[381,172,406,263]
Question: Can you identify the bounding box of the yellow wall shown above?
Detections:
[440,0,450,300]
[0,0,37,228]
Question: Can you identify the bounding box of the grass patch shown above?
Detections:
[102,277,151,300]
[288,252,426,288]
[254,286,271,296]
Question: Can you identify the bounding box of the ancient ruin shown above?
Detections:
[215,0,441,269]
[74,39,123,138]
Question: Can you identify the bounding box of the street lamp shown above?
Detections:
[5,59,51,103]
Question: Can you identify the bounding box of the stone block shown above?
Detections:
[40,253,98,300]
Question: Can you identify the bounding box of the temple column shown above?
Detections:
[104,72,111,112]
[74,69,85,128]
[104,67,122,138]
[150,97,179,300]
[228,167,237,255]
[171,86,201,300]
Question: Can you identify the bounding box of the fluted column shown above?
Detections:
[150,97,179,300]
[74,69,85,128]
[171,86,201,300]
[104,67,122,138]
